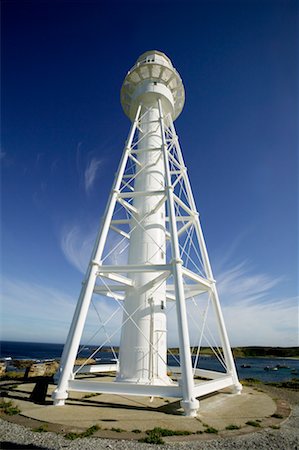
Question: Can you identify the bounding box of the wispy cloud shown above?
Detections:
[58,219,297,347]
[60,222,129,273]
[216,262,284,305]
[60,224,96,273]
[84,158,103,193]
[1,274,122,344]
[1,276,75,343]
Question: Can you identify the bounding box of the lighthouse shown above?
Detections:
[52,51,241,417]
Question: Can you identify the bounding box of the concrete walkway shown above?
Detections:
[6,378,277,437]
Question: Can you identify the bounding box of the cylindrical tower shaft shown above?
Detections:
[117,106,168,383]
[117,51,185,384]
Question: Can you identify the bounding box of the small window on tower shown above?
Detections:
[161,301,165,310]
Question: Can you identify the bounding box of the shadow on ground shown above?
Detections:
[1,442,49,450]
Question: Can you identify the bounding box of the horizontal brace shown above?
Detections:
[110,224,130,239]
[98,264,172,273]
[75,363,119,374]
[170,170,184,175]
[136,271,170,295]
[122,174,136,179]
[131,146,162,154]
[119,190,165,199]
[128,152,142,167]
[118,198,138,214]
[181,267,212,290]
[165,215,194,222]
[121,180,134,191]
[169,367,228,380]
[173,194,194,217]
[193,376,234,397]
[177,220,193,237]
[111,219,131,224]
[68,380,182,398]
[166,283,208,296]
[97,271,134,287]
[94,284,129,292]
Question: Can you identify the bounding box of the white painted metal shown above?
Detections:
[116,103,169,385]
[52,50,241,416]
[52,105,142,406]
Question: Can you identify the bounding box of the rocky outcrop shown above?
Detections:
[25,361,59,378]
[0,362,6,376]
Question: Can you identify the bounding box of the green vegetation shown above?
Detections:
[266,379,299,389]
[83,392,100,399]
[242,378,261,384]
[132,429,141,433]
[64,424,100,440]
[270,425,280,429]
[204,426,218,434]
[0,400,20,415]
[110,427,125,433]
[139,427,192,444]
[246,420,261,427]
[64,432,80,440]
[225,424,241,430]
[167,346,299,358]
[33,424,48,433]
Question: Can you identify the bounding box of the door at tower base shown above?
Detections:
[52,51,241,416]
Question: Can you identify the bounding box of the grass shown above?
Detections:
[246,420,261,428]
[33,424,48,433]
[266,379,299,390]
[110,427,125,433]
[225,424,241,430]
[0,400,21,416]
[270,425,280,429]
[138,427,193,445]
[83,392,100,399]
[132,429,141,433]
[64,424,100,440]
[204,426,218,434]
[241,378,261,384]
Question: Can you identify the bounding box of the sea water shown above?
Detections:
[0,340,298,382]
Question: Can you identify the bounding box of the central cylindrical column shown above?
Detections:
[117,105,169,384]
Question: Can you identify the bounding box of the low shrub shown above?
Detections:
[64,424,100,440]
[0,400,20,415]
[246,420,261,427]
[225,424,240,430]
[204,426,218,434]
[33,424,48,433]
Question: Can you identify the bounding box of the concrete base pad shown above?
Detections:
[7,378,278,436]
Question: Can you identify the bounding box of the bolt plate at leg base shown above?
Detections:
[180,398,199,417]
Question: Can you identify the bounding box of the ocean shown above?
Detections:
[1,340,298,383]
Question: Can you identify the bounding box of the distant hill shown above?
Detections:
[231,346,299,358]
[167,346,299,358]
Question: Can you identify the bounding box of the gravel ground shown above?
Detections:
[1,405,298,450]
[1,385,298,450]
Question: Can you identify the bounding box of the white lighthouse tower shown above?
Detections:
[52,51,242,417]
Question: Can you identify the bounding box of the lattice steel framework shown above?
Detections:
[52,51,242,417]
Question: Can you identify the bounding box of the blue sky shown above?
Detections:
[1,0,298,346]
